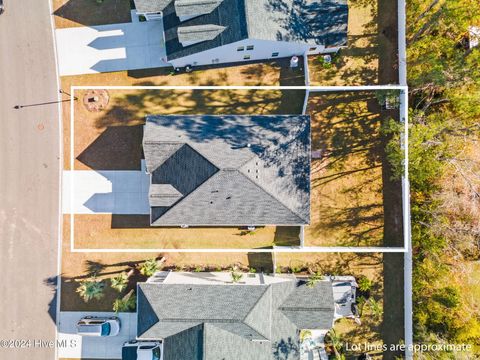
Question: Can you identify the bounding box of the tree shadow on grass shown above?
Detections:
[274,226,301,246]
[54,0,132,27]
[307,91,402,247]
[76,125,144,170]
[247,252,274,273]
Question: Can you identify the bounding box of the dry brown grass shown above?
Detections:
[68,215,289,249]
[53,0,132,29]
[59,57,303,93]
[304,91,385,247]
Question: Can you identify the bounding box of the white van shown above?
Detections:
[76,316,121,337]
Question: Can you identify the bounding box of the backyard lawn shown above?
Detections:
[305,91,402,247]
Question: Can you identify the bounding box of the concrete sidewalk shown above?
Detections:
[63,170,150,215]
[58,311,137,359]
[55,17,169,76]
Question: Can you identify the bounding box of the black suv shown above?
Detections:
[0,0,4,15]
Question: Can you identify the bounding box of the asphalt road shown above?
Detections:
[0,1,60,359]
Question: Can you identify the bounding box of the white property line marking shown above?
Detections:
[72,85,408,91]
[72,247,406,253]
[69,85,409,253]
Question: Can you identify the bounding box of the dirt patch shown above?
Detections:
[83,89,109,112]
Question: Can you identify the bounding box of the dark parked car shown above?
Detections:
[0,0,4,15]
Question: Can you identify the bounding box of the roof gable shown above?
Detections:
[175,0,224,19]
[177,24,227,45]
[134,0,172,13]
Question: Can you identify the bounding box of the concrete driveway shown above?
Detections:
[58,311,137,359]
[55,17,169,76]
[63,169,150,214]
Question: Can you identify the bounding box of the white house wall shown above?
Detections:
[168,38,341,68]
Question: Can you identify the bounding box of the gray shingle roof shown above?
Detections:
[177,24,226,44]
[142,115,310,226]
[164,0,247,61]
[245,0,348,47]
[175,0,224,18]
[137,278,335,360]
[279,279,335,329]
[134,0,172,13]
[137,283,271,340]
[163,0,348,61]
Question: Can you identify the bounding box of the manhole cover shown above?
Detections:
[83,89,109,112]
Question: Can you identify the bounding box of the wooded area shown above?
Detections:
[407,0,480,356]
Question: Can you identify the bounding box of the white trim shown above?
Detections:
[303,52,310,86]
[71,85,407,91]
[71,247,407,253]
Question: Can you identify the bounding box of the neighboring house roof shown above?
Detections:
[143,115,310,226]
[163,0,247,61]
[134,0,172,13]
[246,0,349,48]
[137,277,335,360]
[162,0,348,61]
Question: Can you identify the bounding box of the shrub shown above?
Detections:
[113,290,136,313]
[110,272,128,292]
[357,276,373,292]
[76,278,104,302]
[306,272,324,288]
[231,270,243,283]
[139,259,159,277]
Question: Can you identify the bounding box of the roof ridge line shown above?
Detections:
[242,284,272,340]
[242,284,271,322]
